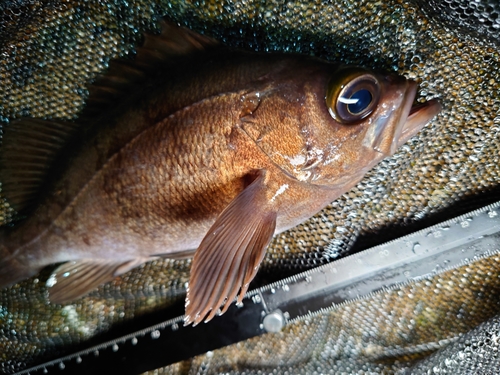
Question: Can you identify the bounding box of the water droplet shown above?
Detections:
[131,337,138,345]
[239,92,261,118]
[45,274,57,288]
[444,358,456,367]
[112,344,119,352]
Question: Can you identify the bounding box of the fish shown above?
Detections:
[0,21,441,326]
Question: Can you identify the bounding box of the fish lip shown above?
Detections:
[369,80,441,157]
[398,97,442,147]
[364,79,419,156]
[388,80,419,155]
[396,81,442,149]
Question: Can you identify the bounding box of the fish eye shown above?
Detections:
[326,70,380,124]
[345,89,372,114]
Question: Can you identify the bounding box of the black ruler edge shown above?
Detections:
[11,200,500,375]
[11,294,266,375]
[258,201,500,322]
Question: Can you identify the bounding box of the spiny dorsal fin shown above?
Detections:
[81,20,219,120]
[0,118,78,214]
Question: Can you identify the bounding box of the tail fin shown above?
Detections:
[0,242,39,289]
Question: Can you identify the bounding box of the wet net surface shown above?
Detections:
[0,0,499,374]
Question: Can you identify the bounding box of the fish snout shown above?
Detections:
[363,77,441,157]
[390,80,419,154]
[361,78,416,156]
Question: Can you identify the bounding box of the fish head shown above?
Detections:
[240,62,441,188]
[308,65,442,187]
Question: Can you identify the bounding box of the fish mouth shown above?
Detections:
[396,83,442,150]
[363,80,441,156]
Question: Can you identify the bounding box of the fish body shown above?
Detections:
[0,22,441,325]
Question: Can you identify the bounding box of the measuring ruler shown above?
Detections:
[10,200,500,375]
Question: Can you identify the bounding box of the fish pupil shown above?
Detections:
[347,89,372,114]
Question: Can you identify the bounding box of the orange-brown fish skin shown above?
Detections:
[2,53,345,262]
[0,24,441,324]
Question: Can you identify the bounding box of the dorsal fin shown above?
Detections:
[81,20,219,120]
[0,118,78,214]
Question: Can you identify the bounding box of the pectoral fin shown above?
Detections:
[47,258,146,304]
[185,171,277,326]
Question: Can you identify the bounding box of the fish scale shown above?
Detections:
[0,22,440,326]
[7,1,499,371]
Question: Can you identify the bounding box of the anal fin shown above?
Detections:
[47,258,145,304]
[185,170,277,326]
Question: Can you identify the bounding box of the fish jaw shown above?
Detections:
[390,80,419,155]
[397,98,442,148]
[363,79,441,157]
[360,79,415,156]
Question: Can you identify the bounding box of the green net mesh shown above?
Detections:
[0,0,499,373]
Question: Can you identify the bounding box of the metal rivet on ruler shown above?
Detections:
[263,310,285,333]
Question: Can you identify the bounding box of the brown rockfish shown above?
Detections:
[0,21,441,325]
